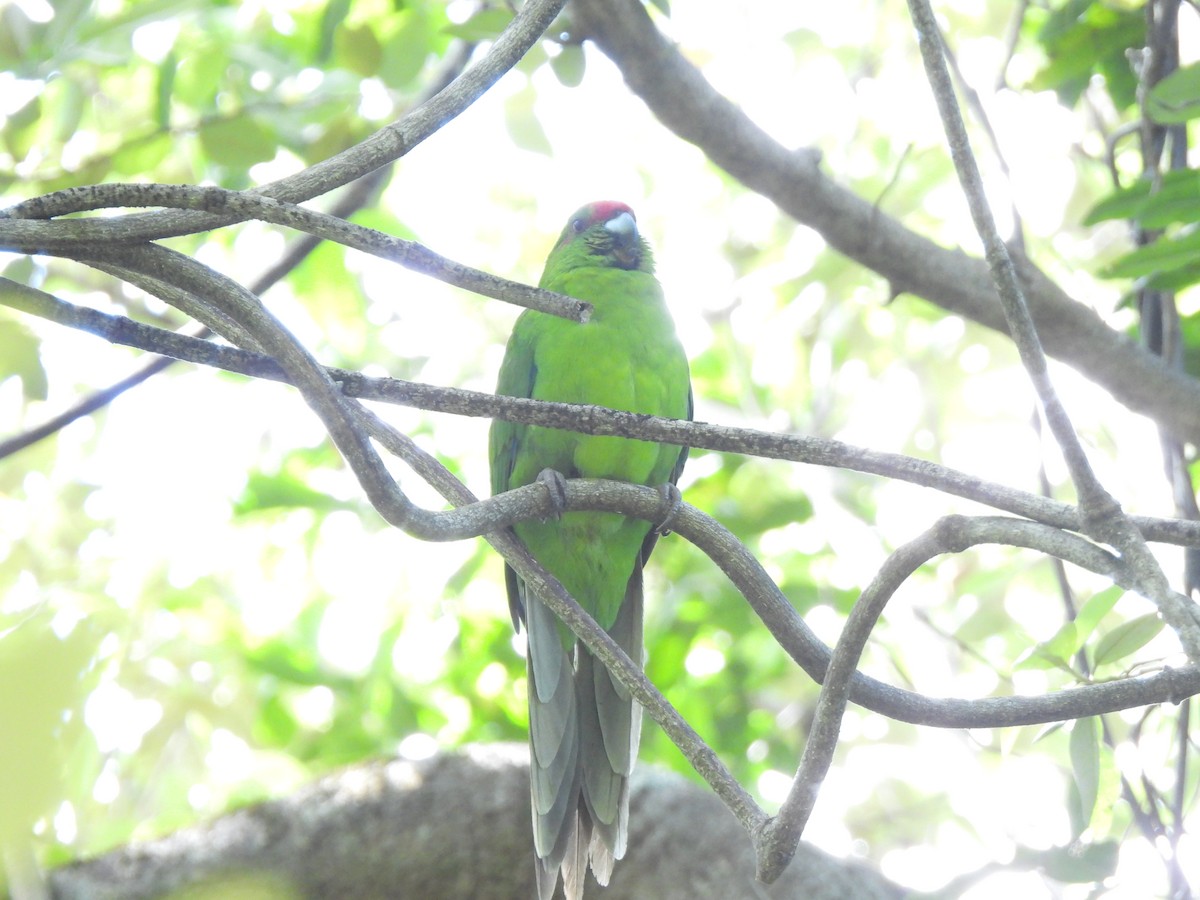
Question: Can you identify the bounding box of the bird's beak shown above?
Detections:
[604,212,641,268]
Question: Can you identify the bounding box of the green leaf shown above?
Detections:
[52,76,87,143]
[379,11,432,89]
[1015,586,1124,673]
[112,132,173,176]
[1069,716,1099,831]
[1015,622,1080,673]
[1027,1,1143,109]
[255,693,300,747]
[1148,62,1200,124]
[43,0,96,61]
[300,109,364,163]
[315,0,352,64]
[0,610,100,836]
[0,316,48,402]
[0,3,39,75]
[287,238,369,358]
[234,467,354,517]
[1183,313,1200,379]
[1073,586,1123,641]
[1013,840,1119,883]
[244,640,333,689]
[156,50,177,130]
[1127,264,1200,294]
[1034,0,1092,45]
[504,82,551,155]
[174,41,226,110]
[1101,229,1200,280]
[198,114,277,168]
[549,44,585,87]
[1042,620,1080,662]
[443,7,513,41]
[1083,170,1200,228]
[3,95,42,162]
[1093,613,1163,667]
[335,23,382,78]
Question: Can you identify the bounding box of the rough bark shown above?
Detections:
[47,746,902,900]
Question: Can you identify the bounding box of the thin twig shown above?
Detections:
[11,283,1200,553]
[759,521,948,882]
[0,183,589,322]
[0,166,392,459]
[755,514,1167,882]
[569,0,1200,447]
[906,0,1200,661]
[0,0,567,243]
[938,29,1026,250]
[351,402,769,836]
[0,35,476,460]
[9,277,1200,734]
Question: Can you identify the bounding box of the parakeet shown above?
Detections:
[489,202,692,899]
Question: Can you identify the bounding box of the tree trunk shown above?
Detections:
[47,745,902,900]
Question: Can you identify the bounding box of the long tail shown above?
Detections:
[527,568,644,900]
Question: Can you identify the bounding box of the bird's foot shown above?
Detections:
[535,468,569,520]
[654,483,683,535]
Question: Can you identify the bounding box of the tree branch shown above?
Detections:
[18,266,1200,706]
[12,282,1200,550]
[757,515,1141,881]
[0,183,589,322]
[18,273,1194,737]
[345,402,769,837]
[6,2,1200,882]
[9,242,1200,881]
[47,748,904,900]
[2,0,567,243]
[569,0,1200,447]
[0,38,464,461]
[905,0,1200,661]
[0,164,393,460]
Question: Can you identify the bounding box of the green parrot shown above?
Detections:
[489,201,692,899]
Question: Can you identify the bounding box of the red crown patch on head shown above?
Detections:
[589,200,634,223]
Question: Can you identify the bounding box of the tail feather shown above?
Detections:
[559,808,591,900]
[579,566,643,860]
[535,852,561,900]
[528,564,646,899]
[586,816,617,887]
[526,588,579,872]
[577,649,629,854]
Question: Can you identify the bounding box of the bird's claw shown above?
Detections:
[536,468,569,520]
[654,483,683,535]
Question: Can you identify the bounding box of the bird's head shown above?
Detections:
[548,201,653,273]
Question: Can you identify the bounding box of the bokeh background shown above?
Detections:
[2,1,1196,897]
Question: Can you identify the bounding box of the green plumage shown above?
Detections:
[489,202,691,900]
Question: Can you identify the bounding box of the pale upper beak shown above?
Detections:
[604,212,639,267]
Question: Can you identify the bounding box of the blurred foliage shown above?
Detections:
[1,0,1198,897]
[1027,0,1143,109]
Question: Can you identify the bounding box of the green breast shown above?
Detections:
[506,265,689,629]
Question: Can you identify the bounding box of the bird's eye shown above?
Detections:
[571,218,585,234]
